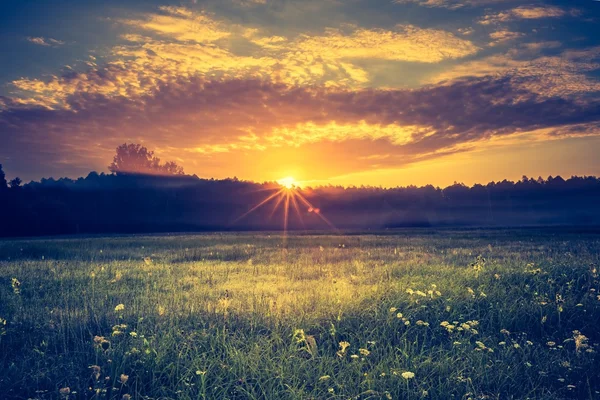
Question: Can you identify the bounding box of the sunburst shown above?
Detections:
[233,177,337,237]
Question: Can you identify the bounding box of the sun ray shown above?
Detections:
[290,192,306,230]
[232,177,338,235]
[232,188,285,224]
[294,190,339,232]
[268,191,286,220]
[283,192,290,244]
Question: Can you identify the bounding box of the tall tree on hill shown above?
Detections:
[0,164,7,190]
[108,143,185,176]
[9,177,21,188]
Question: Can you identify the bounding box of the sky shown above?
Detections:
[0,0,599,187]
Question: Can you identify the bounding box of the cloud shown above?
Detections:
[27,37,65,47]
[488,30,525,46]
[478,6,569,25]
[119,6,231,43]
[425,46,600,98]
[233,0,267,6]
[10,8,480,109]
[2,66,600,180]
[288,25,479,63]
[392,0,517,10]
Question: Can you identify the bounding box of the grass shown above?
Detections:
[0,229,599,399]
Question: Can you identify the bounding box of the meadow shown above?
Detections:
[0,229,599,400]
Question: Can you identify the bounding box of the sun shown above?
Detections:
[233,175,337,235]
[277,176,297,189]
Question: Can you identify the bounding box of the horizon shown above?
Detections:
[7,162,599,191]
[1,1,600,186]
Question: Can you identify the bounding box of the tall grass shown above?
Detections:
[0,230,599,399]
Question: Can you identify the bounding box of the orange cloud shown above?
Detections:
[119,6,231,43]
[27,37,65,47]
[288,25,479,63]
[478,6,569,25]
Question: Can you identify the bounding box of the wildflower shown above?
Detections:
[396,312,403,319]
[573,331,590,353]
[328,388,335,394]
[90,365,101,380]
[158,305,166,316]
[196,370,207,376]
[513,343,521,349]
[401,371,415,380]
[319,375,331,382]
[416,320,430,327]
[406,289,414,295]
[122,395,132,400]
[525,362,532,367]
[404,320,411,326]
[11,278,21,295]
[119,374,129,384]
[337,341,350,357]
[389,307,398,313]
[59,387,71,397]
[415,291,427,297]
[453,341,462,346]
[114,304,125,312]
[567,385,576,390]
[350,354,359,360]
[547,341,556,347]
[526,341,533,346]
[129,332,137,337]
[494,274,500,280]
[498,341,506,346]
[93,336,110,350]
[541,315,547,324]
[359,348,370,356]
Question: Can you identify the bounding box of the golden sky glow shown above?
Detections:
[0,0,599,186]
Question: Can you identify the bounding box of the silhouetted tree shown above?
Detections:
[109,143,184,176]
[9,177,21,188]
[162,161,185,176]
[0,164,7,190]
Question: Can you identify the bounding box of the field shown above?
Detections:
[1,229,599,400]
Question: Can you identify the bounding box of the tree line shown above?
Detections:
[1,144,599,237]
